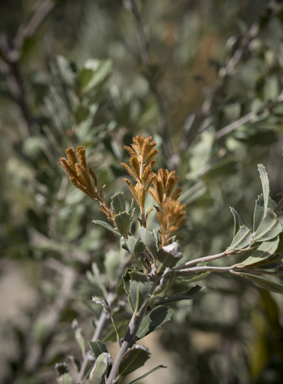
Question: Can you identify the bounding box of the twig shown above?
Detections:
[215,92,283,139]
[106,281,157,384]
[76,256,130,384]
[128,0,173,167]
[13,0,55,59]
[174,250,230,270]
[175,265,234,275]
[0,0,55,137]
[0,57,32,137]
[178,23,260,156]
[48,175,69,241]
[76,292,116,384]
[25,263,77,372]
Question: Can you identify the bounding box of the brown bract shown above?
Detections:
[157,200,186,246]
[60,146,115,224]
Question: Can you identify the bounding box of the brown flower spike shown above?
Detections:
[149,169,182,206]
[60,146,115,224]
[157,200,186,246]
[121,136,158,226]
[121,135,186,244]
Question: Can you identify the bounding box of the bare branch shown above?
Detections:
[174,250,230,271]
[24,265,77,372]
[178,22,260,156]
[0,0,56,138]
[215,92,283,139]
[128,0,173,167]
[13,0,55,60]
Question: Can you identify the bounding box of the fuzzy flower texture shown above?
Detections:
[61,136,186,246]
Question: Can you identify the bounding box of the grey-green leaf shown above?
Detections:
[114,212,131,239]
[118,345,150,377]
[252,209,282,243]
[128,365,167,384]
[136,306,174,340]
[230,207,243,237]
[129,271,153,314]
[89,352,111,384]
[228,225,252,250]
[253,194,277,232]
[127,236,145,257]
[237,236,279,268]
[258,164,270,214]
[238,272,283,294]
[140,227,159,259]
[153,285,204,307]
[104,250,120,286]
[111,192,126,214]
[123,269,134,310]
[88,340,108,359]
[92,220,121,237]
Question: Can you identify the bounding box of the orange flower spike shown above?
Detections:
[142,160,155,185]
[60,157,77,179]
[76,145,87,169]
[171,187,182,201]
[129,156,141,180]
[124,146,136,157]
[158,199,186,245]
[65,148,78,167]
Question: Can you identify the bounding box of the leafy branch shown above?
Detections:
[58,136,283,384]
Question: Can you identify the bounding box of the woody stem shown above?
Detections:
[139,159,146,226]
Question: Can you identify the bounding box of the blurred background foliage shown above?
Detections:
[1,0,283,383]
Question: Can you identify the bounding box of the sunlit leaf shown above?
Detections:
[252,209,282,243]
[237,236,279,268]
[230,207,243,237]
[253,194,277,232]
[257,164,270,214]
[228,225,252,250]
[89,352,111,384]
[238,272,283,293]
